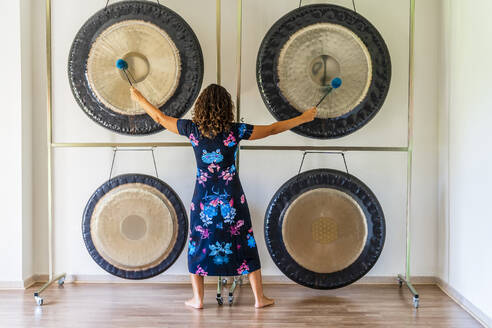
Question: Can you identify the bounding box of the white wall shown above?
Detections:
[0,0,33,285]
[29,0,439,282]
[412,0,440,278]
[0,0,23,284]
[20,0,33,282]
[438,0,492,323]
[31,0,49,278]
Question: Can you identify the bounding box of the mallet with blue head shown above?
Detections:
[116,58,134,86]
[315,77,342,107]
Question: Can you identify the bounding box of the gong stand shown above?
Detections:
[38,0,418,309]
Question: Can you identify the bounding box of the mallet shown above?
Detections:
[316,77,342,107]
[116,58,134,86]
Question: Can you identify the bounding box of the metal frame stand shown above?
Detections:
[214,273,245,306]
[216,276,244,306]
[37,0,418,309]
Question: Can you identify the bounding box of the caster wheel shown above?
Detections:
[228,295,234,305]
[58,277,65,286]
[35,296,43,306]
[413,297,420,308]
[216,294,223,306]
[398,278,403,288]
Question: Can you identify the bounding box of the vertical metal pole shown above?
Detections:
[226,0,245,304]
[398,0,419,308]
[46,0,53,283]
[235,0,242,119]
[406,0,415,283]
[215,0,223,302]
[216,0,221,85]
[235,0,242,170]
[34,0,66,306]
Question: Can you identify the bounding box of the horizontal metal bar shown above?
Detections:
[51,143,408,152]
[51,142,191,148]
[240,145,409,152]
[111,148,155,151]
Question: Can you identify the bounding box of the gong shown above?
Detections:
[257,4,391,139]
[82,174,188,279]
[265,169,385,289]
[68,1,203,135]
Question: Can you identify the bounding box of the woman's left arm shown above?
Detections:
[130,86,179,134]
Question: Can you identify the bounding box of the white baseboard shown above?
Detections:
[436,277,490,328]
[0,275,38,289]
[260,274,437,284]
[0,281,25,289]
[23,275,36,289]
[28,273,437,285]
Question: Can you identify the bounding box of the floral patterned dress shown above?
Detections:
[177,119,261,277]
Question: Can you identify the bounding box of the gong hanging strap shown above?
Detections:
[109,147,159,180]
[297,151,349,175]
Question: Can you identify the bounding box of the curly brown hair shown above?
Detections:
[192,84,235,139]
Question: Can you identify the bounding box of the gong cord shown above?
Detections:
[108,147,159,180]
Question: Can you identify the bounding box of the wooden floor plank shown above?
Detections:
[0,283,482,327]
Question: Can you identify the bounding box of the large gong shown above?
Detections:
[257,4,391,139]
[68,1,203,135]
[82,174,188,279]
[265,169,385,289]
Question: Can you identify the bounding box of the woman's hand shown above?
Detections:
[129,85,180,134]
[300,107,317,123]
[249,106,317,140]
[130,86,144,102]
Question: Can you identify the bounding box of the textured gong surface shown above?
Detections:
[278,23,372,119]
[90,183,177,270]
[282,188,368,274]
[83,174,188,279]
[257,4,391,138]
[69,1,203,135]
[87,20,181,115]
[265,169,385,289]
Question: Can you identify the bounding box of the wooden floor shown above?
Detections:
[0,283,481,327]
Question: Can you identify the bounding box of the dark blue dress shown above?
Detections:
[177,119,261,277]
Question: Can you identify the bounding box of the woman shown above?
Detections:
[130,84,316,309]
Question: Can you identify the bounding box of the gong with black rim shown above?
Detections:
[257,4,391,139]
[82,174,188,279]
[68,0,204,135]
[265,169,385,289]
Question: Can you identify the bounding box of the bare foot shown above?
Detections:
[255,296,275,308]
[185,297,203,309]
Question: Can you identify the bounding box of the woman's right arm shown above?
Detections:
[248,107,317,140]
[130,86,179,134]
